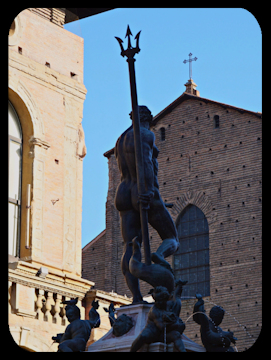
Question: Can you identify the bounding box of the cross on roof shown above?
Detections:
[183,53,198,80]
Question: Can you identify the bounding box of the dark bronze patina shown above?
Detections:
[115,27,179,303]
[193,294,237,352]
[52,299,100,352]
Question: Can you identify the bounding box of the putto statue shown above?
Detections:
[130,280,187,352]
[52,298,100,352]
[104,303,134,337]
[193,294,237,352]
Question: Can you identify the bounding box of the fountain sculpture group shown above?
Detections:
[53,290,237,352]
[52,104,237,352]
[52,26,237,352]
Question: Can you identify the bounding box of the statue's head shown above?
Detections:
[65,304,81,323]
[112,313,134,337]
[151,286,170,304]
[209,305,225,326]
[129,106,153,123]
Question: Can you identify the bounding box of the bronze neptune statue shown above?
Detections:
[114,26,179,303]
[114,106,179,302]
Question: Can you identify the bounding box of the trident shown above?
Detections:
[115,26,151,265]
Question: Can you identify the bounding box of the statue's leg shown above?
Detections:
[130,333,146,352]
[166,331,186,352]
[148,193,179,259]
[120,210,143,303]
[173,336,186,352]
[58,342,73,352]
[130,324,160,352]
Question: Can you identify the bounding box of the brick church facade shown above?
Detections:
[82,82,262,351]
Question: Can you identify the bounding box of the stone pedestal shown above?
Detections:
[87,303,205,352]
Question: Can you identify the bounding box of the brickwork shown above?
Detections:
[82,230,106,289]
[105,152,123,293]
[150,95,262,351]
[82,92,262,351]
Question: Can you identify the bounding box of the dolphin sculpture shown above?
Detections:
[129,237,175,295]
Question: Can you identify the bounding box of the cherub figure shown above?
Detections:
[130,281,187,352]
[193,294,237,352]
[104,302,134,337]
[52,299,100,352]
[103,302,116,327]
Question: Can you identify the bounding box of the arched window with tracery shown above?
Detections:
[8,101,22,256]
[174,204,210,297]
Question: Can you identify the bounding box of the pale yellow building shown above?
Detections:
[8,8,129,351]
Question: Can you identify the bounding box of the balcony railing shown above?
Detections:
[8,279,82,327]
[8,259,92,329]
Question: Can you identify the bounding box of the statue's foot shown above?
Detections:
[131,294,144,305]
[151,252,174,274]
[131,299,149,305]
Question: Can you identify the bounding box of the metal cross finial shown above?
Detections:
[115,25,141,59]
[183,52,198,79]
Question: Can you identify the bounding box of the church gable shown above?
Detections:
[151,93,261,127]
[150,96,261,188]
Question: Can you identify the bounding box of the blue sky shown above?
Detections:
[64,8,262,249]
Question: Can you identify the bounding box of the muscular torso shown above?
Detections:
[114,125,156,212]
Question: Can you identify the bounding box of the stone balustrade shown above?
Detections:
[8,279,84,327]
[34,288,70,325]
[8,258,93,328]
[8,258,132,351]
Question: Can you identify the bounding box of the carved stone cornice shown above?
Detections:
[8,260,94,300]
[29,136,50,150]
[9,270,82,299]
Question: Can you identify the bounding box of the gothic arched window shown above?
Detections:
[174,204,210,297]
[8,101,22,256]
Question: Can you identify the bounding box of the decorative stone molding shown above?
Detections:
[8,77,45,138]
[9,274,80,300]
[170,190,217,229]
[8,260,94,300]
[8,12,24,46]
[29,136,50,150]
[9,269,94,300]
[77,123,87,159]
